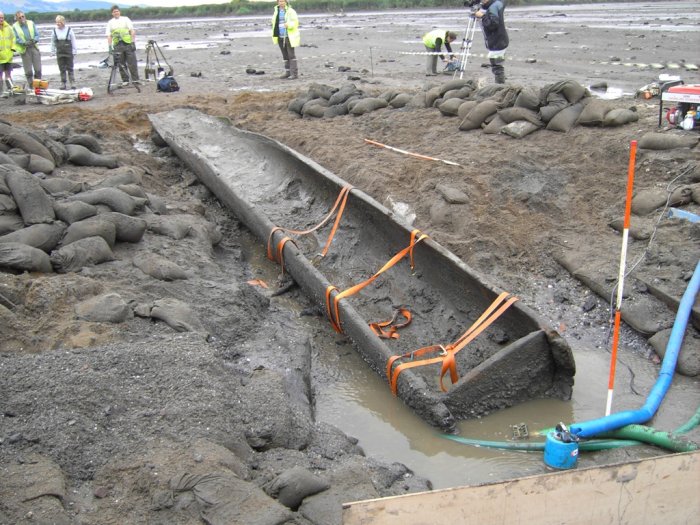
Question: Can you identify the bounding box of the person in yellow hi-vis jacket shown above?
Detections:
[271,0,300,80]
[12,11,42,88]
[0,12,15,98]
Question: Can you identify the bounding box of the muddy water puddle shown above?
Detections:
[238,226,619,490]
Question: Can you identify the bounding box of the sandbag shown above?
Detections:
[323,104,349,118]
[407,92,428,108]
[67,187,139,216]
[64,134,103,154]
[27,154,56,175]
[3,167,56,225]
[263,466,330,510]
[0,130,55,164]
[0,241,53,273]
[459,99,499,131]
[576,100,614,126]
[437,79,472,96]
[0,151,17,167]
[150,297,207,334]
[457,100,478,120]
[0,193,15,212]
[61,219,117,248]
[349,97,388,116]
[473,84,506,100]
[437,98,465,116]
[40,177,86,196]
[0,222,66,253]
[482,114,507,134]
[514,86,540,110]
[0,213,24,236]
[307,83,336,100]
[425,86,442,108]
[53,200,97,224]
[637,132,698,150]
[300,98,329,118]
[288,94,313,115]
[539,92,569,123]
[74,292,131,323]
[328,84,362,106]
[50,236,115,273]
[388,93,412,109]
[603,108,639,127]
[501,120,541,139]
[497,107,543,126]
[443,85,475,100]
[93,166,144,189]
[66,144,118,169]
[117,183,148,199]
[31,133,68,167]
[546,100,587,132]
[97,211,147,243]
[133,253,189,281]
[302,102,328,119]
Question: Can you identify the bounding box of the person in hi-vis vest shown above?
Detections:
[271,0,300,80]
[106,4,140,85]
[12,11,42,88]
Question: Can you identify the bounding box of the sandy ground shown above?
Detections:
[1,4,699,524]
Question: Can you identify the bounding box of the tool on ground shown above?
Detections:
[144,39,173,81]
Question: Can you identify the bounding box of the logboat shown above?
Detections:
[149,109,576,431]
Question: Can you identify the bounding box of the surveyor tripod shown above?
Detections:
[144,40,173,81]
[454,13,479,79]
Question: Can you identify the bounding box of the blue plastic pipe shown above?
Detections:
[570,260,700,439]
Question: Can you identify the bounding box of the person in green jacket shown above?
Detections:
[271,0,300,80]
[422,30,457,76]
[12,11,42,88]
[0,12,15,98]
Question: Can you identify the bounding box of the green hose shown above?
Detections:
[441,434,640,451]
[442,405,700,453]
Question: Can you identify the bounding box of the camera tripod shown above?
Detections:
[453,13,479,79]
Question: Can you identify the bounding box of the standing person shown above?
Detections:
[271,0,300,80]
[422,30,457,76]
[52,15,77,90]
[105,4,140,85]
[475,0,508,84]
[0,12,15,98]
[12,11,42,88]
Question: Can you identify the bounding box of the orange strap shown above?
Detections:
[266,184,353,264]
[386,292,519,395]
[369,307,412,339]
[325,230,428,333]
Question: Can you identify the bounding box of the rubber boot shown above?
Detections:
[279,60,290,79]
[495,73,505,84]
[69,72,76,89]
[288,59,298,80]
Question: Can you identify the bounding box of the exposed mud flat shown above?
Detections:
[1,4,699,524]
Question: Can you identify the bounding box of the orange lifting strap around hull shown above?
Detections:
[386,292,519,395]
[266,184,354,272]
[325,230,427,334]
[369,307,413,339]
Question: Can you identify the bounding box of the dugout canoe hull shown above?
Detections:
[149,109,575,432]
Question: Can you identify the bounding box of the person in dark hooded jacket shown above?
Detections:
[475,0,508,84]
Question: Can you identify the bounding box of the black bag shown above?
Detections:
[157,76,179,93]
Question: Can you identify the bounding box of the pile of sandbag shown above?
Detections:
[0,122,221,277]
[287,79,650,140]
